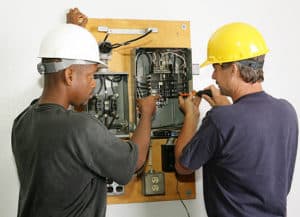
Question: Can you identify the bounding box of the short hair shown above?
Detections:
[221,55,265,83]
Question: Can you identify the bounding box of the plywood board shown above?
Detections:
[86,18,195,204]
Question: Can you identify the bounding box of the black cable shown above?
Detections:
[173,53,177,74]
[103,33,109,42]
[135,51,152,98]
[110,80,115,94]
[111,29,153,49]
[103,76,108,101]
[96,77,103,95]
[176,179,191,217]
[123,29,152,45]
[106,75,122,83]
[105,76,122,94]
[108,116,115,129]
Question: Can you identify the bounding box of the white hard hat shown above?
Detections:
[37,24,108,74]
[38,24,100,63]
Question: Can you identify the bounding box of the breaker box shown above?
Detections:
[85,72,130,138]
[133,48,192,138]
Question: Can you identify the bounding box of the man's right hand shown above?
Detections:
[136,95,159,117]
[178,92,201,119]
[202,85,231,107]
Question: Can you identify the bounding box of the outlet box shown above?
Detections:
[106,178,125,196]
[142,171,165,196]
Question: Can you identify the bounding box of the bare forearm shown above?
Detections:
[175,114,198,174]
[131,114,152,170]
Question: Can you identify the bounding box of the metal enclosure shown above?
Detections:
[85,72,130,138]
[133,48,192,138]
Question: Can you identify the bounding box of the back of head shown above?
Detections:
[37,24,100,74]
[200,22,269,68]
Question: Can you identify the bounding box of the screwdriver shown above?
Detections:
[179,89,212,98]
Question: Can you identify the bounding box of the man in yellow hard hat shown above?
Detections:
[11,23,158,217]
[175,22,298,217]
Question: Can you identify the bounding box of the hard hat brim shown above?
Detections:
[99,60,108,67]
[200,60,211,68]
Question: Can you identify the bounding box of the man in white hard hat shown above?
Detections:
[12,24,158,217]
[175,22,298,216]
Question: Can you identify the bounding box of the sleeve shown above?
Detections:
[180,112,223,170]
[74,115,138,185]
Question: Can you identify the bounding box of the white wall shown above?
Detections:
[1,0,299,216]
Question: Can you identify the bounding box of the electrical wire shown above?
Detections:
[136,52,152,98]
[105,75,122,94]
[96,76,103,95]
[106,75,122,82]
[161,52,187,68]
[111,29,153,49]
[103,33,109,42]
[108,116,115,129]
[176,179,191,217]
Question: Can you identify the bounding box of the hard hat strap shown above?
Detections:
[37,59,96,74]
[238,60,264,70]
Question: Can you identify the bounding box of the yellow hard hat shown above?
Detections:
[200,22,269,68]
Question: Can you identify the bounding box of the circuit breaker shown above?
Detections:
[133,47,192,138]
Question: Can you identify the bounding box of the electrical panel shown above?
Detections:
[85,73,130,138]
[86,18,196,204]
[133,48,192,138]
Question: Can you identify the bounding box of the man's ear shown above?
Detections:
[64,67,73,86]
[231,63,239,75]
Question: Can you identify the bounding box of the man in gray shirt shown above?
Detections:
[12,23,158,217]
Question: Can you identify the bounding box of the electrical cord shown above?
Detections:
[176,179,191,217]
[107,116,115,129]
[136,51,152,98]
[96,76,103,95]
[103,33,109,42]
[111,29,153,49]
[106,75,122,82]
[105,75,122,95]
[99,30,152,54]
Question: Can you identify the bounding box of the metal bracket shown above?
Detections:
[98,26,158,35]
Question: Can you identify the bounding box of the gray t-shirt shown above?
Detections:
[12,101,137,217]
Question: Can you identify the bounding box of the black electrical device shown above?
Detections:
[99,41,113,54]
[161,144,175,172]
[196,89,212,97]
